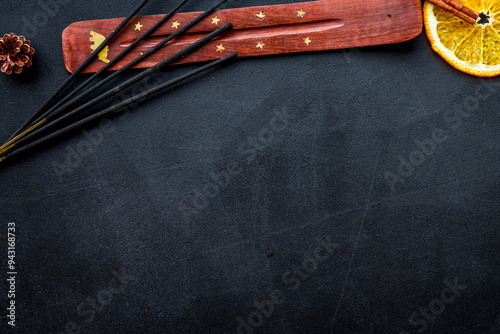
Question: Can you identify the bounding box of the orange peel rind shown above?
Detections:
[424,0,500,77]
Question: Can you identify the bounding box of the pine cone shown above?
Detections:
[0,33,35,75]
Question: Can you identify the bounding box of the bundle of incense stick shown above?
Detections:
[0,0,236,164]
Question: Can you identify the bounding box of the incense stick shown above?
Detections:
[7,0,152,140]
[0,53,237,164]
[0,24,233,158]
[2,0,229,150]
[33,0,230,123]
[24,0,191,134]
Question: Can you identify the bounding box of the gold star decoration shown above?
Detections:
[172,20,180,29]
[256,11,266,19]
[212,16,221,25]
[140,52,144,55]
[297,10,306,18]
[256,42,265,49]
[304,37,312,45]
[134,22,143,31]
[216,44,225,52]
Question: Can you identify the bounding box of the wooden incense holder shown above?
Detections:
[62,0,423,73]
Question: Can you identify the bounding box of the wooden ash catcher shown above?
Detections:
[62,0,423,73]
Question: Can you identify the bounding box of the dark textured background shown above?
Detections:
[1,0,499,333]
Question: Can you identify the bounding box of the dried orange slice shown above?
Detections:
[424,0,500,76]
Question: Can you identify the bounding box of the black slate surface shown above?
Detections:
[1,0,499,333]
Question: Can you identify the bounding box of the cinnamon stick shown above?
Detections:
[443,0,480,20]
[428,0,480,24]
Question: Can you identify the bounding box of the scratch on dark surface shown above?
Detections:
[174,205,365,265]
[401,66,430,124]
[374,169,500,207]
[329,149,380,332]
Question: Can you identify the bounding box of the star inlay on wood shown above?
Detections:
[297,10,306,18]
[304,37,312,45]
[256,42,265,49]
[172,20,180,29]
[134,22,143,31]
[212,16,221,25]
[216,44,225,52]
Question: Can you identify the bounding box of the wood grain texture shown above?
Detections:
[62,0,423,73]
